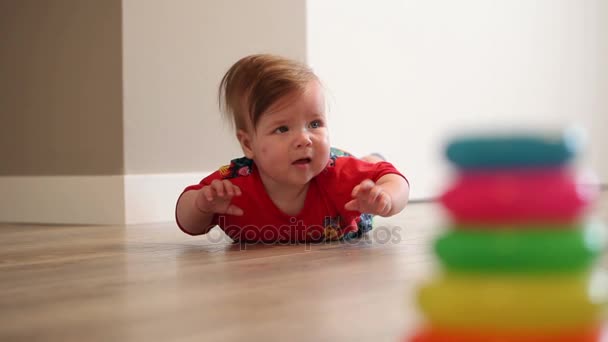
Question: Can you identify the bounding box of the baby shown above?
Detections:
[175,54,410,242]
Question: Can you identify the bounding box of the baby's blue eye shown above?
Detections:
[310,120,323,128]
[275,126,289,134]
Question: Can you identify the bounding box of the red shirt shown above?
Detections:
[176,155,407,242]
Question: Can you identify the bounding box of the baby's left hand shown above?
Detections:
[345,179,392,216]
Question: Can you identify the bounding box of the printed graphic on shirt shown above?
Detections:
[328,147,352,168]
[217,157,253,179]
[323,216,344,241]
[357,213,374,235]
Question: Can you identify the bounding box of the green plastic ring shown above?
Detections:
[434,221,606,272]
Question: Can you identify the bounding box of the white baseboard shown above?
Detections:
[0,173,209,225]
[123,172,208,225]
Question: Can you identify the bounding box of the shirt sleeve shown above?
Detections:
[335,157,408,186]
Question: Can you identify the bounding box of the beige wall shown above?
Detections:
[0,0,124,176]
[122,0,307,174]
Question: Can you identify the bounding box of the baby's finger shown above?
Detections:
[376,194,391,216]
[230,183,242,197]
[344,199,360,212]
[352,180,374,197]
[368,186,382,203]
[222,180,235,196]
[351,184,361,198]
[355,180,375,198]
[226,204,244,216]
[359,179,375,191]
[210,180,225,197]
[201,186,215,202]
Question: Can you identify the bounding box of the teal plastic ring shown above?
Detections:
[445,131,582,169]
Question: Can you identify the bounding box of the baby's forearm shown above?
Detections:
[176,189,215,235]
[376,174,410,216]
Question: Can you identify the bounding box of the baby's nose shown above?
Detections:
[295,130,313,148]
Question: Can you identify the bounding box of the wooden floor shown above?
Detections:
[1,194,607,342]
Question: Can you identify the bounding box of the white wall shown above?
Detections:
[307,0,606,199]
[599,0,608,182]
[122,0,307,174]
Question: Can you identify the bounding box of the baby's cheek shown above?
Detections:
[260,146,279,162]
[260,146,276,157]
[323,136,330,145]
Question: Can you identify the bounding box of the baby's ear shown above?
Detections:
[237,129,254,159]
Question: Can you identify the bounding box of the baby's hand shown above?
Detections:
[195,179,244,216]
[345,179,392,216]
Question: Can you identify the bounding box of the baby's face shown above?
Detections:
[248,81,330,189]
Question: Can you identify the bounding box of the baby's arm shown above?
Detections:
[176,190,216,235]
[345,174,409,217]
[176,180,243,235]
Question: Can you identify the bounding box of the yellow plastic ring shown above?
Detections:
[417,271,608,330]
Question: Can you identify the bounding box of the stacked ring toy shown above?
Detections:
[410,130,606,341]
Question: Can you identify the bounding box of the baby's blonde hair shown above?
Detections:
[218,54,318,131]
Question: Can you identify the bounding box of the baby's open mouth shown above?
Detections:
[292,158,312,165]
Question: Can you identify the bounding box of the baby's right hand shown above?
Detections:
[195,179,244,216]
